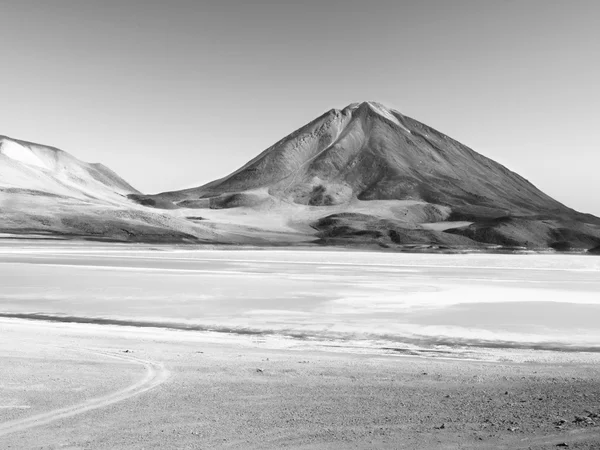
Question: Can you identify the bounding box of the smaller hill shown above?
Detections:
[0,135,139,202]
[0,136,235,243]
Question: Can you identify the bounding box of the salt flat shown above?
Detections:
[1,242,599,356]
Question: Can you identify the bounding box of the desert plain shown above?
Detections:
[1,241,600,449]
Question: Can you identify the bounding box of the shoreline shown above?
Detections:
[2,315,600,365]
[1,235,597,256]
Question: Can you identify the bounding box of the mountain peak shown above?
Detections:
[343,101,404,126]
[345,100,389,109]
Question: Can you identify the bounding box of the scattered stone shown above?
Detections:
[256,368,264,373]
[573,415,594,425]
[507,427,519,432]
[122,350,131,353]
[434,424,445,429]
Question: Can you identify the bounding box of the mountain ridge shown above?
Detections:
[2,102,600,250]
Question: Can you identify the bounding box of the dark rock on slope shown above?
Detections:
[312,213,478,249]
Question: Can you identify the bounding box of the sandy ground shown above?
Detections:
[0,319,599,449]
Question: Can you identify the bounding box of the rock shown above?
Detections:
[256,368,264,373]
[556,443,569,448]
[573,415,594,425]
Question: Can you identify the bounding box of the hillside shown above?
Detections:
[0,135,138,202]
[0,136,234,243]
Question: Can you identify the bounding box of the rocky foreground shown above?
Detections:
[1,319,599,449]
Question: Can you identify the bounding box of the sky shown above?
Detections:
[1,0,599,215]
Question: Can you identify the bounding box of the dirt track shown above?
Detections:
[0,347,169,438]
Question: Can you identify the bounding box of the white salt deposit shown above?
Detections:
[1,246,599,352]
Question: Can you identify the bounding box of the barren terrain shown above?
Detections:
[1,319,600,449]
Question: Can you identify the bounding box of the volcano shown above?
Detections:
[134,102,600,251]
[154,102,566,213]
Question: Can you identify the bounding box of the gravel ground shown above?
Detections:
[0,320,599,449]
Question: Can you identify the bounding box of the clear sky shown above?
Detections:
[1,0,598,215]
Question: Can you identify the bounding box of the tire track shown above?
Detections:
[513,427,600,449]
[0,348,170,438]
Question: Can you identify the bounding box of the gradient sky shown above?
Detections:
[1,0,599,214]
